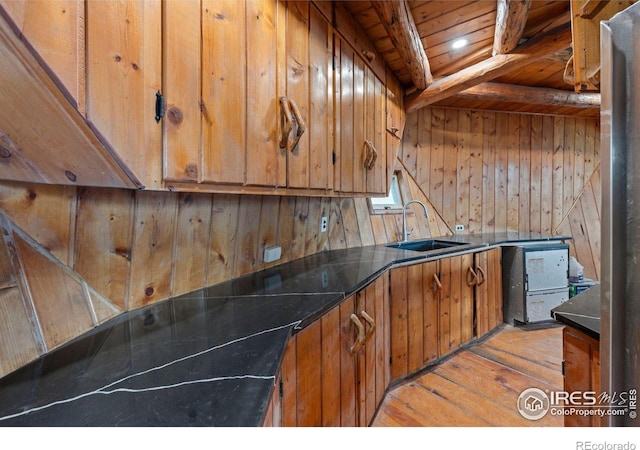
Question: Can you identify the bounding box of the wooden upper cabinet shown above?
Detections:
[163,0,332,192]
[333,34,388,196]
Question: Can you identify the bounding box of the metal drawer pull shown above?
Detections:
[360,310,376,343]
[350,314,366,354]
[476,265,486,286]
[466,266,479,287]
[279,96,293,149]
[288,97,306,153]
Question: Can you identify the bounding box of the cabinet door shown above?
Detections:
[474,247,503,337]
[334,34,387,195]
[439,254,474,355]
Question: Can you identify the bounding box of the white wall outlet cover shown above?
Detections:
[455,224,465,232]
[320,216,328,233]
[263,246,282,263]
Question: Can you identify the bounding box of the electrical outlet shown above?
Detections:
[455,224,465,232]
[320,216,328,233]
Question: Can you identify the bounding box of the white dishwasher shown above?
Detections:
[502,243,570,325]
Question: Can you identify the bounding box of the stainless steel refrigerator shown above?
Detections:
[601,3,640,427]
[502,244,569,326]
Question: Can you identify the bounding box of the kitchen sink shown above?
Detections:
[386,239,469,252]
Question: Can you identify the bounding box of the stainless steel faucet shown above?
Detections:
[402,200,429,242]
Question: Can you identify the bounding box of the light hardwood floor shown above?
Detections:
[371,324,564,427]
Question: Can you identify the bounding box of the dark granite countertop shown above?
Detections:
[0,233,570,427]
[551,285,600,340]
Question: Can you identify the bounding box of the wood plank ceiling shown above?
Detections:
[344,0,636,118]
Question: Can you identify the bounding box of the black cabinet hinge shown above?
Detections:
[155,91,165,123]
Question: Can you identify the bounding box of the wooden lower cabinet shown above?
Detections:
[563,326,603,427]
[389,248,503,381]
[275,275,390,427]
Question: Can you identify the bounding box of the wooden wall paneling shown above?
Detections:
[468,111,483,234]
[456,110,471,231]
[416,108,431,189]
[234,195,262,277]
[552,116,565,230]
[441,109,458,228]
[482,112,496,234]
[128,191,179,310]
[339,295,357,427]
[163,0,200,182]
[353,198,375,247]
[13,231,93,350]
[390,267,408,380]
[584,119,596,184]
[519,115,531,233]
[529,115,543,234]
[506,114,520,232]
[281,336,297,427]
[172,193,213,296]
[85,286,120,325]
[406,263,424,374]
[475,251,489,337]
[562,117,575,219]
[540,115,554,235]
[0,232,14,288]
[429,108,445,216]
[86,0,161,188]
[370,214,387,245]
[257,195,281,269]
[0,0,82,105]
[316,197,332,252]
[401,104,418,178]
[308,4,332,190]
[286,1,311,189]
[494,112,508,232]
[328,198,346,250]
[321,305,341,427]
[74,187,134,310]
[0,182,75,265]
[340,198,362,248]
[0,285,44,378]
[206,194,240,287]
[295,319,322,426]
[382,214,401,243]
[201,0,246,184]
[386,72,405,187]
[291,196,309,260]
[574,118,586,205]
[277,196,296,262]
[246,0,283,187]
[579,180,601,280]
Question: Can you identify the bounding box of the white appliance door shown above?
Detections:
[525,248,568,291]
[526,288,569,323]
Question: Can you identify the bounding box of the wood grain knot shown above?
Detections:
[184,164,198,178]
[0,146,11,159]
[65,170,77,182]
[27,190,36,200]
[168,107,184,125]
[145,286,154,297]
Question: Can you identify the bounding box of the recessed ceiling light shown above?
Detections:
[451,38,468,50]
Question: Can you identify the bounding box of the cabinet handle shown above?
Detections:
[466,266,479,287]
[350,314,366,354]
[360,310,376,343]
[433,273,442,295]
[288,97,306,153]
[364,140,378,170]
[476,265,486,286]
[279,96,293,150]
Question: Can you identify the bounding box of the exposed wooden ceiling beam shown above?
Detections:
[493,0,533,56]
[405,24,572,113]
[448,82,600,109]
[369,0,433,90]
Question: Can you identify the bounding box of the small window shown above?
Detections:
[369,172,404,213]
